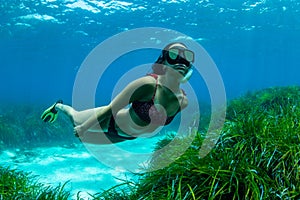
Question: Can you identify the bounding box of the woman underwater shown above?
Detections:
[41,42,195,144]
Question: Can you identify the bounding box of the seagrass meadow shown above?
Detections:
[1,86,300,199]
[94,86,300,200]
[0,167,71,199]
[0,104,77,150]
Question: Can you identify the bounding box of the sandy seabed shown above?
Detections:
[0,136,162,199]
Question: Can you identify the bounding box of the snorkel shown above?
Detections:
[180,67,193,83]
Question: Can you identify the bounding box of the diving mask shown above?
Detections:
[164,48,194,67]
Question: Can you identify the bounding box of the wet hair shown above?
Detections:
[152,42,188,75]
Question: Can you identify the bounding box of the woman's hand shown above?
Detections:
[74,125,86,138]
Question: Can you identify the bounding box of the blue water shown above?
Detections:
[1,0,300,198]
[1,0,299,104]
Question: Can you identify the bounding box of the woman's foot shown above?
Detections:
[41,100,63,123]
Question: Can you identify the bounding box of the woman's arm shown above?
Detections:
[74,76,156,136]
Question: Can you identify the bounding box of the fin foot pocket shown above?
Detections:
[41,100,63,123]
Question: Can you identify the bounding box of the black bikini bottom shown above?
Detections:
[104,116,136,141]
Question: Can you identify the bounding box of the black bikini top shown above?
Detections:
[131,74,185,126]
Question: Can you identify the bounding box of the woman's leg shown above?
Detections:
[55,103,107,130]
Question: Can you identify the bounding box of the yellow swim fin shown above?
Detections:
[41,100,63,123]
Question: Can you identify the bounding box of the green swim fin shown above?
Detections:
[41,100,63,123]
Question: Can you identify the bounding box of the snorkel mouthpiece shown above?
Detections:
[181,68,193,83]
[170,63,193,83]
